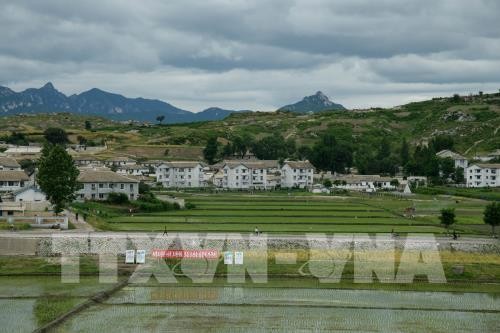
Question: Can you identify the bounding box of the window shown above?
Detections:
[91,194,96,199]
[99,193,104,199]
[91,184,96,190]
[120,184,124,189]
[130,184,134,191]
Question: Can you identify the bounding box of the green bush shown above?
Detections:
[185,202,196,209]
[107,192,130,205]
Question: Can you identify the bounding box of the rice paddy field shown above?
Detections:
[78,192,493,235]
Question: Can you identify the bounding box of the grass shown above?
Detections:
[34,296,82,326]
[0,256,99,275]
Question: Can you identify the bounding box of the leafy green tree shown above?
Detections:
[36,144,79,214]
[19,159,36,175]
[203,136,219,164]
[390,179,399,187]
[452,167,464,184]
[252,135,292,160]
[400,138,410,166]
[297,146,313,160]
[439,208,456,232]
[84,120,92,130]
[222,143,233,157]
[4,132,29,145]
[483,202,500,235]
[323,179,332,187]
[310,132,352,172]
[439,157,455,181]
[430,135,454,152]
[44,128,69,145]
[377,137,391,160]
[156,115,165,124]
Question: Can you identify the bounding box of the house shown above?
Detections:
[76,170,139,200]
[221,160,280,190]
[156,161,205,188]
[4,146,42,155]
[0,170,30,192]
[281,161,314,189]
[116,164,151,177]
[330,175,397,192]
[0,157,21,171]
[105,156,137,167]
[465,163,500,188]
[12,185,47,202]
[73,156,104,167]
[436,150,468,169]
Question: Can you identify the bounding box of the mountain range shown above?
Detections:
[0,83,345,123]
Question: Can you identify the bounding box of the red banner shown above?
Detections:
[151,249,219,259]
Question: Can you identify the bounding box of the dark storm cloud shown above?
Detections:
[0,0,499,110]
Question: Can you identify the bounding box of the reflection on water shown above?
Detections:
[0,277,498,333]
[56,286,499,333]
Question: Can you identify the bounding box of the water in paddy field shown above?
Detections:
[54,286,499,333]
[0,277,498,332]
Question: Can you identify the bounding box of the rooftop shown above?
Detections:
[77,170,139,183]
[0,170,30,181]
[0,156,21,168]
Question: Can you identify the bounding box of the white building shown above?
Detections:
[221,160,280,190]
[280,161,314,189]
[105,156,137,167]
[330,175,396,192]
[0,170,30,192]
[466,163,500,188]
[156,161,205,188]
[76,170,139,200]
[0,157,21,171]
[436,150,468,169]
[12,185,47,202]
[116,164,151,177]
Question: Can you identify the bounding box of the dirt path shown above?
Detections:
[64,209,94,231]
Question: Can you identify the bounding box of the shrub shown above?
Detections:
[185,202,196,209]
[107,192,130,205]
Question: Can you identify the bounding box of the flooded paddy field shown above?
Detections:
[54,285,499,333]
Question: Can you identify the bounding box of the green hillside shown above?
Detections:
[1,92,499,160]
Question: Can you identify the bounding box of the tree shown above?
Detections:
[439,157,455,182]
[19,159,36,175]
[483,202,500,235]
[377,137,391,160]
[203,136,219,164]
[44,128,69,145]
[430,135,454,152]
[323,179,332,188]
[452,167,464,184]
[439,208,456,232]
[156,115,165,124]
[36,144,79,214]
[310,132,352,173]
[390,179,399,187]
[400,138,410,166]
[452,94,461,103]
[4,132,29,145]
[84,120,92,130]
[77,135,87,145]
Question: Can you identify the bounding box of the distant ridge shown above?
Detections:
[0,83,243,123]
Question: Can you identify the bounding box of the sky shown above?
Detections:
[1,0,500,111]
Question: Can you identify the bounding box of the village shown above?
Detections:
[1,140,500,223]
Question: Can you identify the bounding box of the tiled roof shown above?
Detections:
[223,160,279,169]
[0,170,29,181]
[283,160,315,169]
[0,156,21,168]
[77,170,139,183]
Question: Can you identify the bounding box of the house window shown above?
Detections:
[130,184,134,190]
[91,184,96,190]
[99,183,104,188]
[91,194,96,199]
[121,184,124,189]
[99,193,104,199]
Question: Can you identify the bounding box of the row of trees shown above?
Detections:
[203,131,463,184]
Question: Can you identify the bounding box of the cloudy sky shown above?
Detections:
[1,0,500,111]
